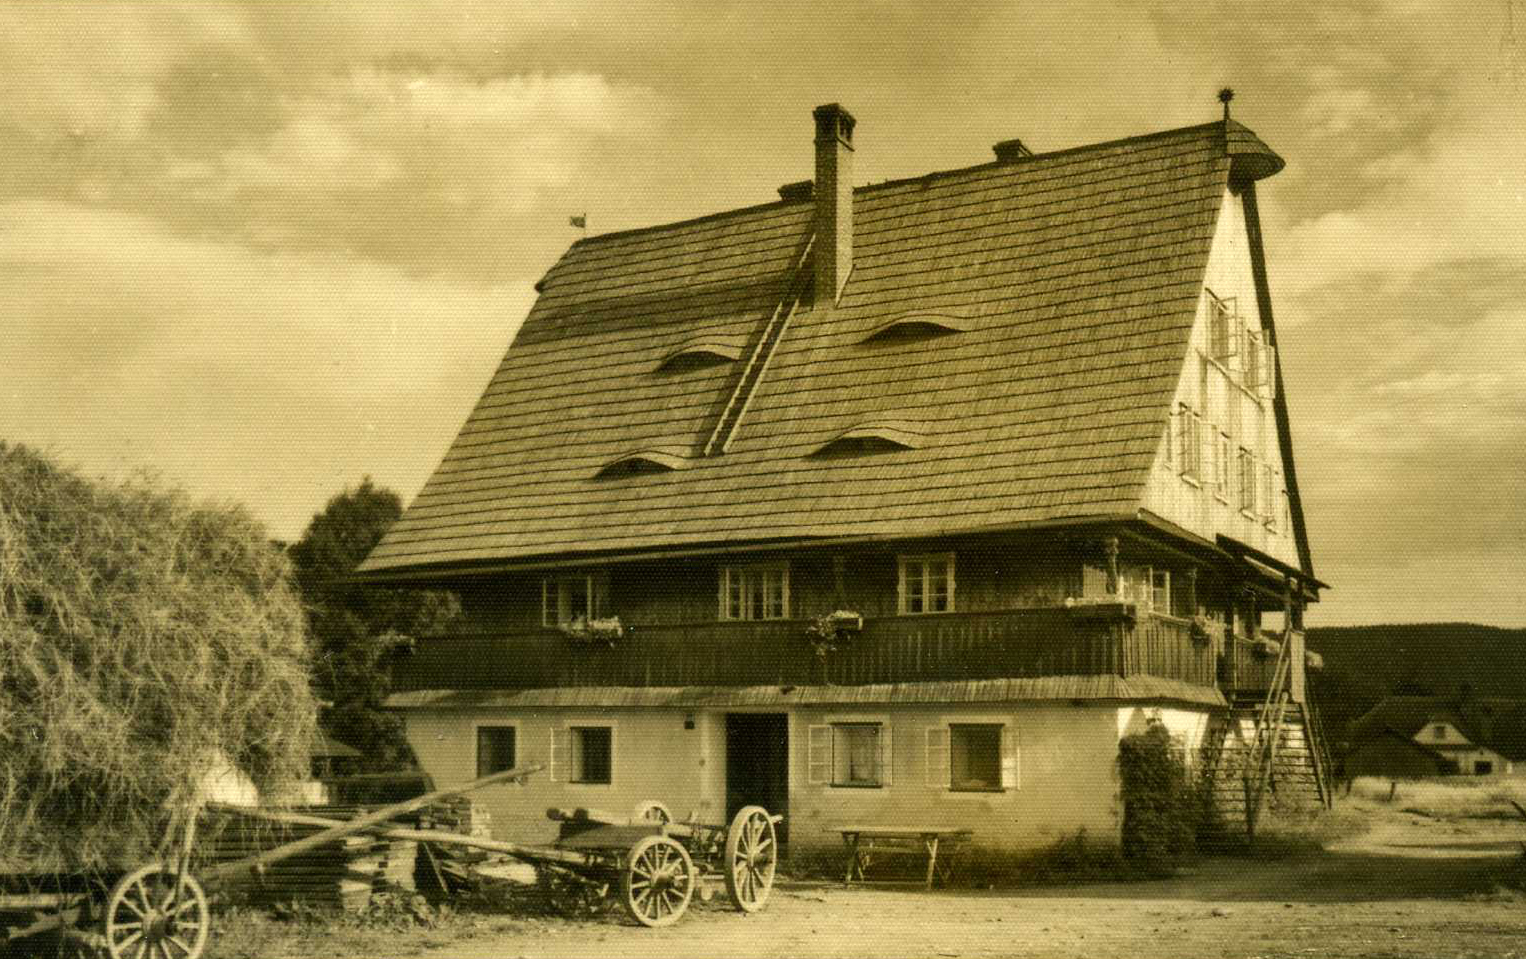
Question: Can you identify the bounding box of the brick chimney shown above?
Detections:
[812,103,855,305]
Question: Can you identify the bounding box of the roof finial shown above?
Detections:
[1218,88,1234,121]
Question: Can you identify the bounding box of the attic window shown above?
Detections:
[657,336,747,372]
[860,313,974,343]
[594,447,690,478]
[811,421,924,457]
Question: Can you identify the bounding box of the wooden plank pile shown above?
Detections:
[202,805,425,912]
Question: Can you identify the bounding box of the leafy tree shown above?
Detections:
[288,478,460,771]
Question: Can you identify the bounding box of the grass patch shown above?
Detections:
[1208,806,1371,859]
[1348,776,1526,821]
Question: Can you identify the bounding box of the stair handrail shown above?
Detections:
[704,234,814,456]
[1242,625,1292,839]
[1304,693,1335,809]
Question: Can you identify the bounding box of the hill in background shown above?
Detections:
[1305,623,1526,744]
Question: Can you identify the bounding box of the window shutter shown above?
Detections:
[807,725,831,785]
[879,725,893,786]
[924,726,949,788]
[548,727,570,782]
[1000,725,1019,790]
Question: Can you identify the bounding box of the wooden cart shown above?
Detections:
[2,765,781,955]
[526,801,781,927]
[0,763,544,959]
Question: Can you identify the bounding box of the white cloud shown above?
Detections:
[0,200,534,537]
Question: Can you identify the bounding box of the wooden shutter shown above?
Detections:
[878,725,893,786]
[924,726,949,788]
[1000,725,1019,790]
[548,726,570,782]
[807,725,831,785]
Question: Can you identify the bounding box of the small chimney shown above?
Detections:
[993,138,1034,162]
[812,103,855,305]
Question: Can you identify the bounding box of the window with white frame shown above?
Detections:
[1243,327,1266,388]
[475,726,516,778]
[1150,568,1171,612]
[898,553,954,614]
[1176,404,1203,482]
[542,574,608,627]
[719,563,789,620]
[1262,464,1278,528]
[551,725,613,784]
[1213,431,1232,501]
[808,722,892,787]
[1207,292,1238,362]
[1237,447,1258,515]
[925,723,1018,792]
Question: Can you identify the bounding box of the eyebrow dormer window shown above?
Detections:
[811,421,923,457]
[594,447,690,478]
[656,335,747,372]
[859,312,973,343]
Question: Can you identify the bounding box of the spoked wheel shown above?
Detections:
[104,863,209,959]
[631,800,672,824]
[724,805,776,913]
[621,835,693,928]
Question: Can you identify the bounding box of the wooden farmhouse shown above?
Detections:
[357,103,1331,852]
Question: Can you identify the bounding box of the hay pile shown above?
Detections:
[0,444,316,873]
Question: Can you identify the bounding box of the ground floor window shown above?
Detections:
[476,725,516,778]
[808,722,891,787]
[570,726,613,784]
[926,722,1017,791]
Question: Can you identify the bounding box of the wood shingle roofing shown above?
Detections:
[358,119,1283,577]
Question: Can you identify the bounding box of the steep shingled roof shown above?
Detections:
[1348,696,1526,762]
[359,118,1281,576]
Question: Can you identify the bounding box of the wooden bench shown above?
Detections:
[831,825,973,889]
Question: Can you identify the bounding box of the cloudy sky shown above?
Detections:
[2,1,1522,627]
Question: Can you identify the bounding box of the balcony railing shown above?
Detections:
[392,605,1221,692]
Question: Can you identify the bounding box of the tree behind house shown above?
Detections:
[289,478,460,771]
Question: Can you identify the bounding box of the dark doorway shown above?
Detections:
[725,713,789,846]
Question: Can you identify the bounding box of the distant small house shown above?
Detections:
[1346,697,1526,777]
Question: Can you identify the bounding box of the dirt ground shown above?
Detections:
[206,796,1526,959]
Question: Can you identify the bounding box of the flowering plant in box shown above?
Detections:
[803,610,862,658]
[560,615,624,648]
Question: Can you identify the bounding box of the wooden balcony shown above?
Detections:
[393,605,1221,693]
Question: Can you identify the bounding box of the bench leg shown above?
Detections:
[842,834,863,884]
[924,837,939,889]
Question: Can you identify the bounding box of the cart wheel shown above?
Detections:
[104,863,209,959]
[724,805,776,913]
[621,835,693,927]
[632,801,672,824]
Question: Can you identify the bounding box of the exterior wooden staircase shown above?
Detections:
[704,235,814,456]
[1202,629,1333,840]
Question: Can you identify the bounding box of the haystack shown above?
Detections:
[0,444,316,874]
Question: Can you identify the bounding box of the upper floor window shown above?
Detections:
[1433,724,1447,740]
[542,573,609,627]
[898,553,954,614]
[1237,447,1258,515]
[1207,292,1238,363]
[1213,431,1232,501]
[719,563,789,620]
[1261,464,1279,529]
[1175,404,1203,482]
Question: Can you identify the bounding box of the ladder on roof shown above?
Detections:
[703,235,815,457]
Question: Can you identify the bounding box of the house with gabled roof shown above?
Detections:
[357,101,1329,851]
